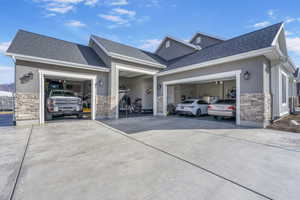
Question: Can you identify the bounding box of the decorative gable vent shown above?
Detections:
[165,40,170,48]
[196,36,202,44]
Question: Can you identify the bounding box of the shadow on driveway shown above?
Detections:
[101,116,252,135]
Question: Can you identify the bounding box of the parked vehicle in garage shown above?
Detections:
[175,99,209,116]
[208,99,236,119]
[46,90,83,120]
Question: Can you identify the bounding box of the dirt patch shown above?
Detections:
[268,114,300,133]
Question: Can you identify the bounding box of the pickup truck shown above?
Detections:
[46,89,83,120]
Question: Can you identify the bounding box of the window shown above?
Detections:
[196,36,202,44]
[197,100,208,104]
[165,40,170,48]
[281,73,287,104]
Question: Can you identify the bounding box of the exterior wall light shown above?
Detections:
[20,72,34,83]
[243,71,251,80]
[98,79,103,87]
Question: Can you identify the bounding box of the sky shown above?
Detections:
[1,0,300,84]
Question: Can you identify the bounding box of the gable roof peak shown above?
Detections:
[155,35,200,53]
[190,32,225,43]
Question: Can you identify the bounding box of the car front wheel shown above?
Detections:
[196,109,202,117]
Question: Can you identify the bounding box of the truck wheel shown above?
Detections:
[77,114,83,119]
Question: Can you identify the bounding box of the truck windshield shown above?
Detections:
[51,91,75,97]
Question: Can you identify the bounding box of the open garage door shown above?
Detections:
[161,71,241,125]
[39,70,96,124]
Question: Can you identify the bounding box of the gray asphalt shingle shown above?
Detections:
[165,22,283,71]
[7,30,107,68]
[91,35,166,65]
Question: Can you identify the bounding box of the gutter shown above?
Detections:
[157,47,275,76]
[6,52,110,72]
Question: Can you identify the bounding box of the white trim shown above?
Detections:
[110,52,166,69]
[116,64,159,75]
[280,70,289,106]
[157,47,274,76]
[6,53,109,72]
[90,36,166,69]
[155,35,200,53]
[271,23,284,46]
[38,69,97,124]
[161,70,241,125]
[153,75,158,115]
[90,35,111,55]
[115,64,156,119]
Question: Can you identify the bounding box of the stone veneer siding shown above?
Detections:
[240,93,271,126]
[15,93,39,121]
[96,95,116,119]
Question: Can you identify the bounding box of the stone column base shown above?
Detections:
[240,93,271,128]
[15,93,39,126]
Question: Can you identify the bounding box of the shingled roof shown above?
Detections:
[165,22,283,71]
[7,30,107,68]
[91,35,166,66]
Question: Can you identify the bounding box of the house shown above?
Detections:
[6,22,298,127]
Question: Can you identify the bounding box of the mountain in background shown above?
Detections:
[0,83,15,92]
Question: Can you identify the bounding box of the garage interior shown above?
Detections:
[167,79,236,122]
[44,77,92,121]
[119,70,153,118]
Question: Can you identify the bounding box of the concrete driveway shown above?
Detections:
[1,118,300,200]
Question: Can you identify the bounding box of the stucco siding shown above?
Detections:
[89,40,111,67]
[157,56,267,96]
[15,60,109,96]
[156,40,195,61]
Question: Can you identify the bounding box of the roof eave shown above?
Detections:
[90,36,166,69]
[157,47,275,76]
[110,52,166,69]
[6,52,110,72]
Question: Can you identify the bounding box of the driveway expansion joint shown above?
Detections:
[8,125,34,200]
[96,121,274,200]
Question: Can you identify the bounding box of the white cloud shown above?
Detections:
[252,21,270,28]
[286,37,300,55]
[267,9,276,19]
[109,0,128,6]
[139,39,162,51]
[46,4,74,13]
[113,8,136,18]
[145,0,159,7]
[99,14,128,24]
[285,16,296,24]
[0,42,11,54]
[34,0,98,14]
[85,0,98,6]
[45,13,56,17]
[65,20,86,27]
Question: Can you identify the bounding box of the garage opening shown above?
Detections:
[118,69,153,119]
[162,71,241,125]
[44,76,91,122]
[39,70,96,124]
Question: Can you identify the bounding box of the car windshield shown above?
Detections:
[215,99,236,104]
[181,100,195,104]
[51,91,75,97]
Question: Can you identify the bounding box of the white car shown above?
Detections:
[175,99,209,116]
